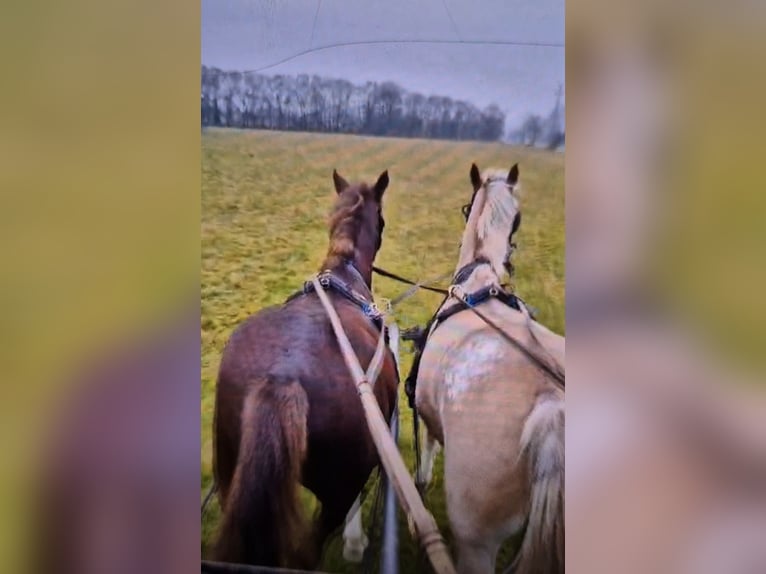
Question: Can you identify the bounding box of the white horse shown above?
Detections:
[415,163,565,574]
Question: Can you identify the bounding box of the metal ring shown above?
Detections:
[378,297,393,314]
[489,287,499,297]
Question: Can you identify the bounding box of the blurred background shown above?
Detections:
[0,0,764,572]
[0,1,200,573]
[567,0,766,572]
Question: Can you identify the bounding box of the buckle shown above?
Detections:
[364,301,381,318]
[378,297,393,315]
[448,284,465,301]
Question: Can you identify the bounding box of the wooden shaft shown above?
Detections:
[311,279,456,574]
[365,317,387,386]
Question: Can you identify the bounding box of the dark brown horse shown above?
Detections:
[212,169,398,568]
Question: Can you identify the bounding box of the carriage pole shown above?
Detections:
[381,323,401,574]
[312,279,456,574]
[381,408,400,574]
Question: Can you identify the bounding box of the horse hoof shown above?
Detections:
[414,472,431,492]
[343,543,367,564]
[343,533,370,564]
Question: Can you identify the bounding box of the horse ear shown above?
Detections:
[373,170,389,200]
[333,169,349,194]
[470,163,482,192]
[507,163,520,186]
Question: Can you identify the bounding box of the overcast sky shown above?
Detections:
[201,0,564,129]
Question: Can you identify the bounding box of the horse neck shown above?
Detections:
[455,183,515,279]
[455,192,484,275]
[346,251,374,289]
[321,248,375,293]
[455,242,480,276]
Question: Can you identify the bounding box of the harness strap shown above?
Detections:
[402,263,552,408]
[403,285,522,409]
[434,286,519,324]
[285,268,384,329]
[389,269,454,307]
[452,257,491,285]
[450,289,565,386]
[372,265,450,295]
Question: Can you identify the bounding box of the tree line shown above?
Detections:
[201,66,506,142]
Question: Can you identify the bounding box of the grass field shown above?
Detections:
[201,128,564,571]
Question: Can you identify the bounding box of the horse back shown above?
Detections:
[214,294,398,492]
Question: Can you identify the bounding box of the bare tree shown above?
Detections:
[480,104,506,141]
[544,84,565,150]
[328,78,353,132]
[522,114,544,146]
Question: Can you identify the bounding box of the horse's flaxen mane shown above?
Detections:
[324,185,367,267]
[457,169,520,277]
[477,171,518,241]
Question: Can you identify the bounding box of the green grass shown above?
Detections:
[201,128,564,571]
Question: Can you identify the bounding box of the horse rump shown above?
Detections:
[509,391,564,574]
[214,377,309,567]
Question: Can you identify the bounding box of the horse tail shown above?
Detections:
[510,391,564,574]
[214,378,309,567]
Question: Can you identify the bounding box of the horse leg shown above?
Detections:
[341,494,368,563]
[417,427,441,487]
[307,490,360,566]
[455,538,499,574]
[408,428,441,538]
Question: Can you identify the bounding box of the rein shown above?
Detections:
[372,266,450,296]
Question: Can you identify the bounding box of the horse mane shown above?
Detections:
[457,169,519,277]
[322,185,366,269]
[476,172,518,241]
